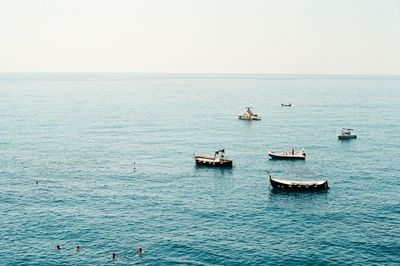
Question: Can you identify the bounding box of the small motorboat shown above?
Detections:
[268,172,329,191]
[238,107,261,120]
[281,103,292,107]
[193,149,233,167]
[268,148,306,160]
[338,128,357,139]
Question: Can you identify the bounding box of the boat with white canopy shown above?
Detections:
[337,128,357,139]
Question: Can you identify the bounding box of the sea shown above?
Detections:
[0,73,399,265]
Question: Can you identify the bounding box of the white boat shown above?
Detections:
[268,148,306,160]
[238,107,261,120]
[193,149,233,167]
[337,128,357,139]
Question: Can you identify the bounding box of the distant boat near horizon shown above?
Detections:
[338,128,357,139]
[238,107,261,120]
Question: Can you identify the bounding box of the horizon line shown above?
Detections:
[0,72,399,76]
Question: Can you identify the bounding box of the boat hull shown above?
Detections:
[270,177,329,191]
[338,135,357,139]
[238,115,261,121]
[194,156,233,167]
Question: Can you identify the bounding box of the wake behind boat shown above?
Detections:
[268,172,329,191]
[268,148,306,160]
[238,107,261,120]
[193,149,233,167]
[338,128,357,139]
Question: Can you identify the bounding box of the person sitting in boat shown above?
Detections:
[291,148,295,155]
[302,149,306,156]
[246,107,254,117]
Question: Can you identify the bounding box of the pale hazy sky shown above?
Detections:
[0,0,399,74]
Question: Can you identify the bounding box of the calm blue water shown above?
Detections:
[1,73,399,265]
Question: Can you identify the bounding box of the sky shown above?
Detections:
[0,0,399,74]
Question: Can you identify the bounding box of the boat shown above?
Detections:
[281,103,292,107]
[268,148,306,160]
[337,128,357,139]
[193,149,233,167]
[238,107,261,120]
[268,172,329,191]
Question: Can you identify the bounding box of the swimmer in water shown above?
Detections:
[112,253,116,259]
[56,245,61,250]
[76,245,80,252]
[136,247,144,255]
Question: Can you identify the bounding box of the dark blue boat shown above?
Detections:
[268,173,329,191]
